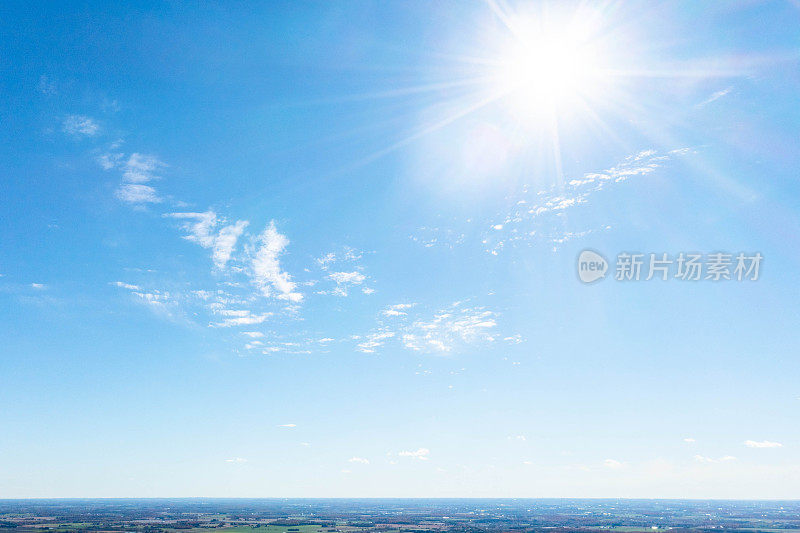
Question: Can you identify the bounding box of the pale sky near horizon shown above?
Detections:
[1,0,799,498]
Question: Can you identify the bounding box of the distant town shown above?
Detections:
[1,500,798,533]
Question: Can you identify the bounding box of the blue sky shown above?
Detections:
[1,0,800,498]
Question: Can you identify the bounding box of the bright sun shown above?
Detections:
[487,8,612,118]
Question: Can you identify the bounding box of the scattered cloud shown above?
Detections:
[356,330,396,353]
[348,457,370,464]
[696,87,732,108]
[315,247,372,296]
[382,303,416,317]
[326,271,366,296]
[122,153,164,183]
[101,151,165,204]
[694,454,736,463]
[604,459,624,469]
[38,75,57,96]
[224,457,247,463]
[361,301,510,355]
[406,149,689,255]
[63,114,100,137]
[744,440,783,448]
[683,437,696,443]
[116,183,161,204]
[316,247,362,268]
[401,303,498,353]
[278,423,297,428]
[167,211,249,270]
[249,221,303,303]
[112,281,141,291]
[398,448,430,460]
[212,310,271,328]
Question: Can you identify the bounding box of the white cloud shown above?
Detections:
[604,459,624,469]
[63,115,100,137]
[30,283,46,289]
[481,149,686,253]
[316,247,362,268]
[683,438,696,443]
[356,330,395,353]
[278,423,296,428]
[116,183,161,204]
[744,440,783,448]
[241,331,264,338]
[128,290,177,319]
[97,152,123,170]
[225,457,247,463]
[364,301,508,354]
[326,271,366,296]
[212,311,270,328]
[167,211,249,270]
[122,153,164,183]
[328,271,365,284]
[381,303,416,317]
[401,304,497,353]
[694,454,737,463]
[348,457,370,464]
[112,281,141,291]
[696,87,732,108]
[398,448,430,460]
[110,153,166,204]
[249,221,302,303]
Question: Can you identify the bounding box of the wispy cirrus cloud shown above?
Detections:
[249,221,303,303]
[481,148,690,254]
[694,454,737,463]
[401,303,498,353]
[315,247,373,296]
[397,448,430,460]
[359,300,509,354]
[382,303,415,317]
[409,149,692,254]
[356,330,396,353]
[111,281,141,291]
[166,211,248,270]
[63,114,100,137]
[744,440,783,448]
[122,153,164,183]
[211,309,271,328]
[696,86,732,108]
[326,271,366,296]
[116,183,161,204]
[99,150,166,205]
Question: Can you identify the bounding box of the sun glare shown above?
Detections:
[487,9,612,118]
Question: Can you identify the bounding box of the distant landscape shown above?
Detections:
[1,500,799,533]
